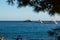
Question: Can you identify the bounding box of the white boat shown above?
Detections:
[38,20,43,23]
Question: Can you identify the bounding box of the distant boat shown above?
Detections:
[40,21,43,23]
[38,20,43,23]
[55,21,57,24]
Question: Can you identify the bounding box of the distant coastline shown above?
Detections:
[0,20,59,24]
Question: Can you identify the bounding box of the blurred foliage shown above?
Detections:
[48,27,60,40]
[48,30,55,36]
[7,0,60,15]
[57,36,60,40]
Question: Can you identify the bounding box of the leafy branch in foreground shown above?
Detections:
[7,0,60,15]
[48,27,60,40]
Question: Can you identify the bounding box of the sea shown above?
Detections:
[0,21,60,40]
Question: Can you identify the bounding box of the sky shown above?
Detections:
[0,0,60,21]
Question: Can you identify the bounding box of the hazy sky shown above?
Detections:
[0,0,60,21]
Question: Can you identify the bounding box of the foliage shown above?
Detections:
[48,27,60,40]
[48,30,55,36]
[7,0,60,15]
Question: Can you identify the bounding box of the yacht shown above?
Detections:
[39,20,43,23]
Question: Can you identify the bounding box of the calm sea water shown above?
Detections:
[0,21,60,40]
